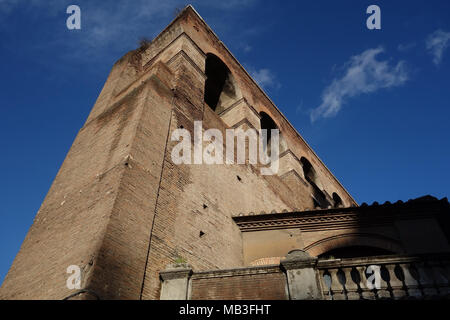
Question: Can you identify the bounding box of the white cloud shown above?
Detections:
[71,1,181,49]
[0,0,178,52]
[242,44,252,53]
[426,29,450,65]
[0,1,259,57]
[310,47,409,122]
[397,42,416,52]
[248,67,280,90]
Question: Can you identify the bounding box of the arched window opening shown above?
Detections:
[318,246,394,260]
[300,157,317,185]
[301,157,330,209]
[204,53,238,113]
[312,189,330,209]
[259,112,278,155]
[312,198,320,209]
[332,192,343,208]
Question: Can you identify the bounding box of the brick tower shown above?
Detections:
[1,6,358,300]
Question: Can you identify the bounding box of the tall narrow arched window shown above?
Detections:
[204,53,239,113]
[300,157,330,209]
[332,192,343,208]
[300,157,318,186]
[259,112,278,153]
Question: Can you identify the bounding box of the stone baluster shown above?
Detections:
[329,268,346,300]
[321,270,333,300]
[318,257,450,300]
[342,267,360,300]
[399,263,422,298]
[442,261,450,279]
[376,265,391,299]
[416,262,438,296]
[385,264,406,299]
[356,266,375,300]
[439,261,450,297]
[429,261,450,296]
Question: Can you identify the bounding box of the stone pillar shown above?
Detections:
[280,250,322,300]
[159,263,193,300]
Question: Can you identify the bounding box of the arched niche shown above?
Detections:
[259,111,287,155]
[300,157,329,208]
[204,53,241,114]
[332,192,344,208]
[304,233,405,258]
[259,112,278,153]
[300,157,320,187]
[318,246,394,259]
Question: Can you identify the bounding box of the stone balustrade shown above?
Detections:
[317,254,450,300]
[159,252,450,300]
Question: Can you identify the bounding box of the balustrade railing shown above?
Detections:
[317,254,450,300]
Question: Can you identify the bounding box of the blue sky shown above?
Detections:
[0,0,449,284]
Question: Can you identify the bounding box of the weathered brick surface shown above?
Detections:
[0,61,174,300]
[1,6,358,300]
[190,272,288,300]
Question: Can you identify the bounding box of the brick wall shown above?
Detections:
[190,267,288,300]
[0,6,357,300]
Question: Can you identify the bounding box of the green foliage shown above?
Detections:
[174,256,187,264]
[138,38,152,50]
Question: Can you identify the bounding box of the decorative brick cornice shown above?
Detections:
[233,197,449,232]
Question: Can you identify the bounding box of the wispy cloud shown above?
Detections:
[0,0,62,16]
[241,43,252,53]
[397,42,416,52]
[0,0,259,62]
[310,47,409,122]
[296,99,306,115]
[0,0,176,60]
[248,67,281,90]
[426,29,450,65]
